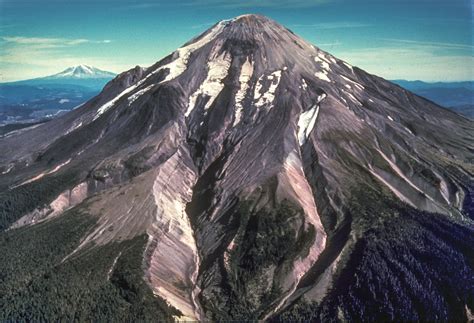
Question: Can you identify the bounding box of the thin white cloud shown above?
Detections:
[380,38,474,51]
[0,36,115,81]
[1,36,112,47]
[188,0,331,8]
[327,35,473,81]
[124,3,161,9]
[316,41,342,47]
[124,0,331,9]
[291,22,371,29]
[190,22,215,29]
[0,24,19,30]
[334,46,474,82]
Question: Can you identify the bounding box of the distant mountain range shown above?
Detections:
[49,65,116,79]
[392,80,473,118]
[0,65,116,125]
[5,65,116,89]
[1,66,471,129]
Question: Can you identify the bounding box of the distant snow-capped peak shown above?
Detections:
[50,65,116,79]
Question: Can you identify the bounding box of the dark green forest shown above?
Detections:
[0,171,80,231]
[0,209,179,322]
[273,188,474,322]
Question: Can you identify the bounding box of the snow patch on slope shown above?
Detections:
[315,70,331,82]
[314,55,330,70]
[341,75,364,90]
[301,79,308,91]
[186,51,232,117]
[297,94,326,145]
[65,121,83,135]
[1,164,14,175]
[94,84,139,120]
[2,123,43,138]
[128,84,155,105]
[93,22,227,121]
[156,21,227,85]
[313,53,332,82]
[343,90,361,105]
[254,70,282,108]
[233,57,254,126]
[343,61,353,72]
[298,105,320,145]
[315,52,331,65]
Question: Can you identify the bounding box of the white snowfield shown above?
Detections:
[301,79,308,90]
[1,164,14,175]
[94,21,229,121]
[315,52,332,64]
[313,54,332,82]
[315,70,331,82]
[343,61,354,72]
[343,90,361,105]
[314,55,330,70]
[297,93,326,145]
[94,84,140,120]
[53,65,113,79]
[155,20,228,85]
[233,57,254,126]
[186,51,232,117]
[128,84,155,105]
[341,75,365,90]
[254,70,282,108]
[65,121,83,135]
[55,65,94,77]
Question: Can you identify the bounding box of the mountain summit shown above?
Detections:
[48,65,116,79]
[2,64,116,90]
[0,65,116,124]
[0,15,473,322]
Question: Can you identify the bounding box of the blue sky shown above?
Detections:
[0,0,472,82]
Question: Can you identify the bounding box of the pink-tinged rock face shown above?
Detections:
[147,148,201,320]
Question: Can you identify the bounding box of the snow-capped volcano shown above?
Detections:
[48,65,116,79]
[0,14,472,322]
[3,64,117,91]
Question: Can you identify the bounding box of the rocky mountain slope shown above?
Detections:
[0,15,473,322]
